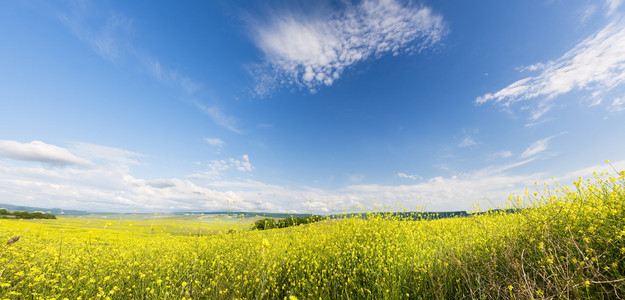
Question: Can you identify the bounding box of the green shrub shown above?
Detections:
[253,218,277,230]
[255,215,326,230]
[5,211,56,219]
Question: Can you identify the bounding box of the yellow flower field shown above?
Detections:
[1,172,624,299]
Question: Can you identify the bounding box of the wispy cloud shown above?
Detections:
[605,0,624,16]
[204,138,225,153]
[580,5,598,24]
[187,155,253,180]
[397,172,422,180]
[195,103,243,134]
[70,142,142,165]
[249,0,446,95]
[0,140,93,167]
[494,151,513,158]
[611,96,625,111]
[520,136,555,159]
[478,158,536,175]
[55,1,239,133]
[458,136,477,148]
[57,1,134,63]
[142,57,203,95]
[476,15,625,122]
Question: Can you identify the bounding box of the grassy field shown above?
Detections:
[1,171,624,299]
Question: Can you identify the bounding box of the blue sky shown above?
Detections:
[1,0,625,213]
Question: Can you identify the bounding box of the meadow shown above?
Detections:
[1,170,624,299]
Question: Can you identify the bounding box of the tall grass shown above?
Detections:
[0,171,624,299]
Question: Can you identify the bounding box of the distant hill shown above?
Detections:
[0,205,513,219]
[180,211,317,219]
[180,211,480,220]
[0,203,88,215]
[326,209,516,220]
[326,211,469,220]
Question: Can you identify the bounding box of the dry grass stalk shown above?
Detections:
[6,236,20,245]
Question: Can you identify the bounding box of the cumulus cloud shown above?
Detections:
[0,140,93,167]
[1,140,623,214]
[205,158,549,213]
[476,16,625,122]
[338,158,625,213]
[146,179,177,189]
[249,0,446,95]
[233,155,253,171]
[343,172,537,212]
[0,161,244,212]
[0,140,249,212]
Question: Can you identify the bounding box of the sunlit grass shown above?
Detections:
[1,170,624,299]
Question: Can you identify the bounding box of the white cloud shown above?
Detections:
[0,140,93,167]
[207,158,548,214]
[0,160,244,212]
[397,172,422,180]
[520,136,555,159]
[0,140,249,212]
[476,17,625,122]
[142,57,202,95]
[55,2,240,133]
[610,96,625,111]
[187,155,254,180]
[494,151,513,158]
[57,4,134,63]
[1,140,624,214]
[458,136,477,148]
[232,154,253,172]
[195,103,243,134]
[204,138,225,153]
[478,158,536,175]
[516,62,548,72]
[580,5,598,24]
[343,172,538,212]
[554,159,625,183]
[605,0,624,16]
[204,138,224,147]
[70,142,142,165]
[249,0,446,95]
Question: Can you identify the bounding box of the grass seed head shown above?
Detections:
[6,236,20,245]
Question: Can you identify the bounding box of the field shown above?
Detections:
[1,172,625,299]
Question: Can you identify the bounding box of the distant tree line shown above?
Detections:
[253,215,325,230]
[0,209,56,219]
